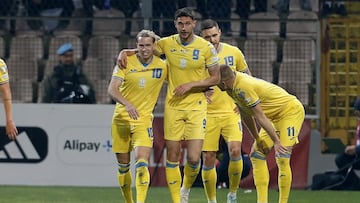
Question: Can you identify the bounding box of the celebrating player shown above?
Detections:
[200,19,250,203]
[108,30,167,203]
[218,64,305,203]
[117,7,220,203]
[0,59,18,140]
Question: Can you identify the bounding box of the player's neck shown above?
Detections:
[215,43,222,53]
[179,33,195,45]
[136,54,153,66]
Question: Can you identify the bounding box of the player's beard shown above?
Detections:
[179,31,192,42]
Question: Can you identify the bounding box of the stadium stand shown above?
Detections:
[282,38,316,62]
[10,78,34,103]
[53,9,86,36]
[6,56,38,81]
[82,57,115,82]
[0,36,4,59]
[247,60,274,83]
[247,12,280,38]
[243,39,278,62]
[9,35,43,61]
[278,61,312,84]
[286,10,318,38]
[92,8,125,37]
[87,35,120,61]
[93,79,112,104]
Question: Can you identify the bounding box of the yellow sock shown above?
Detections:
[117,163,134,203]
[166,160,181,203]
[276,155,292,203]
[135,159,150,203]
[228,156,243,193]
[201,166,217,201]
[251,152,269,203]
[182,162,200,189]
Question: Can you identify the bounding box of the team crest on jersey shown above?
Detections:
[180,59,187,68]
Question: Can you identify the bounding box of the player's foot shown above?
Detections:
[180,187,190,203]
[227,192,237,203]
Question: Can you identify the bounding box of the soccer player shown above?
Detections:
[108,30,167,203]
[218,64,305,203]
[200,19,250,203]
[0,59,18,140]
[117,7,220,203]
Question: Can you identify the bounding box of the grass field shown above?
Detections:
[1,186,360,203]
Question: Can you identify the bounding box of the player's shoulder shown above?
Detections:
[194,35,212,46]
[153,55,167,66]
[0,58,5,66]
[158,34,177,43]
[221,42,240,52]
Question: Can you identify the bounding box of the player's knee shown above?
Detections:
[118,162,130,174]
[228,146,241,159]
[202,151,216,167]
[135,159,148,169]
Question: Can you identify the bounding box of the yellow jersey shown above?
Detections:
[156,34,218,111]
[208,43,248,116]
[229,72,298,120]
[112,54,167,125]
[0,59,10,84]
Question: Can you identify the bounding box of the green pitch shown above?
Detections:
[1,185,360,203]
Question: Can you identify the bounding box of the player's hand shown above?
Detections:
[125,104,139,120]
[117,51,128,69]
[6,120,18,140]
[174,83,193,96]
[233,105,240,114]
[274,141,289,155]
[255,139,270,155]
[204,88,214,104]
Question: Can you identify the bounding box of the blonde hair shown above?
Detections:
[136,30,160,43]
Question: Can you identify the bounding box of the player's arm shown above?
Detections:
[117,49,137,69]
[107,77,139,120]
[251,104,289,155]
[239,108,269,154]
[117,48,162,69]
[0,82,18,140]
[173,63,220,96]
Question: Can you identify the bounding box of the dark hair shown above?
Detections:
[201,19,219,31]
[174,7,195,20]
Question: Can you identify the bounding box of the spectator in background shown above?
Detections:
[0,59,18,140]
[322,0,347,17]
[152,0,177,36]
[0,0,17,34]
[334,98,360,189]
[272,0,312,14]
[207,0,232,36]
[41,43,96,104]
[23,0,75,31]
[235,0,268,37]
[81,0,139,35]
